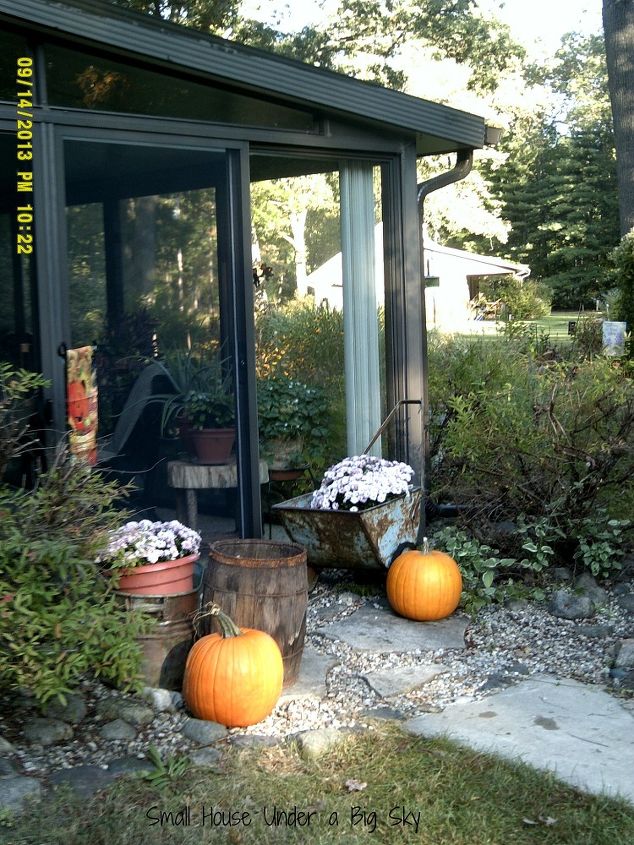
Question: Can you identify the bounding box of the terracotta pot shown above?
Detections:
[115,553,200,595]
[178,420,196,457]
[269,467,306,482]
[190,427,235,464]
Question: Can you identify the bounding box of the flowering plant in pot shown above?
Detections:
[97,519,202,595]
[273,455,421,571]
[310,454,415,511]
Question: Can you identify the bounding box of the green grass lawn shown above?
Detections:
[530,310,603,342]
[4,724,633,845]
[452,310,604,346]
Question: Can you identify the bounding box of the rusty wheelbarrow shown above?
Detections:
[272,400,423,571]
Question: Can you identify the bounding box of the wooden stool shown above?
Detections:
[167,459,269,531]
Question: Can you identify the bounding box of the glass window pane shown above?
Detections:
[0,31,31,103]
[46,44,315,131]
[252,155,388,492]
[64,139,240,529]
[0,134,36,370]
[67,203,106,348]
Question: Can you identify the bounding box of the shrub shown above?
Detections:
[0,364,47,480]
[257,374,330,466]
[496,276,552,320]
[428,335,634,572]
[0,441,148,703]
[432,526,546,615]
[255,297,344,387]
[255,298,346,467]
[612,232,634,358]
[572,316,604,359]
[495,320,553,357]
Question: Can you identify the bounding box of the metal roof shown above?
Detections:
[1,0,487,152]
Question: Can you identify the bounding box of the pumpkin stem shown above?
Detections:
[421,536,429,554]
[191,601,242,640]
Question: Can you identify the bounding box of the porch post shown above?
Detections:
[340,161,382,457]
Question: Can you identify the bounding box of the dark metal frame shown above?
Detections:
[2,108,425,537]
[0,0,485,535]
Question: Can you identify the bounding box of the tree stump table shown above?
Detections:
[167,459,269,531]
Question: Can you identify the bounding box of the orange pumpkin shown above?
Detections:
[386,538,463,621]
[182,603,283,728]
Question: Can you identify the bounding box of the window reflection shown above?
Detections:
[46,44,315,131]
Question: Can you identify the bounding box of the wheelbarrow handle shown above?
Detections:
[362,399,422,455]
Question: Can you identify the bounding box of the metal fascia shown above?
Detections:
[1,0,486,150]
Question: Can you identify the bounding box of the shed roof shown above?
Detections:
[1,0,487,154]
[425,240,530,279]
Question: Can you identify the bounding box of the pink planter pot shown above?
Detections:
[116,553,200,596]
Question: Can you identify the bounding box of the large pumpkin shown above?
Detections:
[386,539,462,621]
[182,603,283,728]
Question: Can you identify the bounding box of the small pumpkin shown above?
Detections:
[182,602,283,728]
[386,538,462,621]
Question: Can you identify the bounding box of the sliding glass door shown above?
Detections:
[61,135,257,532]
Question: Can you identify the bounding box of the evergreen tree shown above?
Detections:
[468,34,620,308]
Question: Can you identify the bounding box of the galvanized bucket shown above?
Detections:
[115,589,198,690]
[273,488,422,571]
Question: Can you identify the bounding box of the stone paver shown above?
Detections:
[404,674,634,804]
[99,719,137,741]
[320,604,468,652]
[0,776,42,814]
[280,647,338,701]
[23,718,73,746]
[42,693,87,725]
[49,765,115,798]
[181,718,228,745]
[294,728,347,761]
[363,664,448,697]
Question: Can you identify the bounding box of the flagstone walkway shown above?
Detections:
[284,605,634,806]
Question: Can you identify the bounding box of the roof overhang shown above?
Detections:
[0,0,486,155]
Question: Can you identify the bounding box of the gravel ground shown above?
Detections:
[1,569,633,781]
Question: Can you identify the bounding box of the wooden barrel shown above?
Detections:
[202,540,307,687]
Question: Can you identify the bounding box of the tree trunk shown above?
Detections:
[287,208,308,296]
[603,0,634,235]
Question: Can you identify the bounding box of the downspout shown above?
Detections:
[416,148,473,541]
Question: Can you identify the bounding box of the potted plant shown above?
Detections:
[97,518,202,595]
[257,375,329,473]
[154,350,236,464]
[183,387,235,464]
[273,454,422,571]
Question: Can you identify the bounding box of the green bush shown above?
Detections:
[496,277,552,320]
[0,459,149,703]
[571,315,604,359]
[256,298,346,467]
[432,526,546,615]
[612,232,634,357]
[0,367,149,704]
[257,374,330,466]
[0,363,47,480]
[255,297,344,388]
[495,320,553,357]
[428,334,634,573]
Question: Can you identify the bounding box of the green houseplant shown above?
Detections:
[97,518,202,595]
[257,375,329,470]
[155,350,236,464]
[182,386,235,464]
